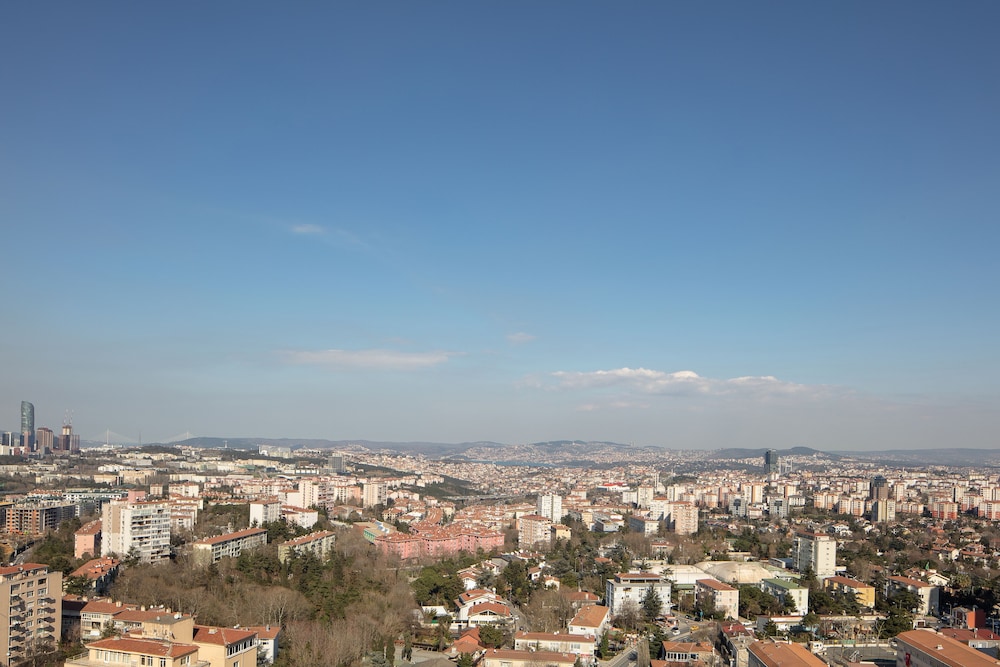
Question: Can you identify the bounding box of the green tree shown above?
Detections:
[478,624,505,648]
[402,636,413,662]
[641,586,663,622]
[385,637,395,667]
[457,654,474,667]
[598,632,610,659]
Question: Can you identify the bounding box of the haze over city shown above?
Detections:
[2,3,998,449]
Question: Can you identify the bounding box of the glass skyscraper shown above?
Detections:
[20,400,34,449]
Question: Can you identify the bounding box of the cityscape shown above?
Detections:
[0,399,1000,666]
[3,3,999,667]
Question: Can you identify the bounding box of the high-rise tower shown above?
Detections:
[764,449,780,475]
[20,401,34,451]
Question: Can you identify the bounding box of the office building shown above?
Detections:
[0,563,62,666]
[537,494,564,522]
[101,500,171,563]
[793,532,837,579]
[59,424,80,454]
[328,453,346,473]
[764,450,779,475]
[35,427,54,454]
[869,475,890,501]
[20,401,34,451]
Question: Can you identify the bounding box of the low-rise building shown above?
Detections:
[823,575,875,609]
[747,641,826,667]
[695,578,739,620]
[191,528,268,566]
[277,530,337,563]
[605,572,671,616]
[761,578,809,616]
[514,632,595,660]
[895,629,1000,667]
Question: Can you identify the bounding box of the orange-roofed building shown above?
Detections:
[70,557,120,596]
[65,636,208,667]
[74,520,102,559]
[192,625,258,667]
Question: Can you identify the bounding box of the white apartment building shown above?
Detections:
[101,500,171,563]
[605,572,671,616]
[537,494,564,522]
[363,482,387,508]
[250,498,282,526]
[793,531,837,579]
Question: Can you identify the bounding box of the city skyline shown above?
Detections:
[2,3,998,449]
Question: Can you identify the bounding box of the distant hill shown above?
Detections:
[711,446,833,460]
[830,448,1000,467]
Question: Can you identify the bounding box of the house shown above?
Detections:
[480,648,578,667]
[823,576,875,609]
[658,640,719,665]
[747,641,826,667]
[69,557,120,596]
[64,637,208,667]
[245,625,281,664]
[514,632,595,660]
[192,625,259,667]
[695,579,739,620]
[885,575,940,616]
[569,605,611,639]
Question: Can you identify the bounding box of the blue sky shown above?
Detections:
[2,2,998,449]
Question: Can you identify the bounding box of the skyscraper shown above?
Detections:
[764,449,780,475]
[20,401,34,451]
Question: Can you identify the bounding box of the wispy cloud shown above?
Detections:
[291,223,326,235]
[541,367,835,399]
[506,332,536,344]
[282,348,455,371]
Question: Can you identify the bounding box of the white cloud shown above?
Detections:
[506,332,536,344]
[282,348,454,370]
[545,367,831,398]
[291,224,325,235]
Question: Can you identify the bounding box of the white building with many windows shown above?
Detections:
[101,500,171,564]
[605,572,671,616]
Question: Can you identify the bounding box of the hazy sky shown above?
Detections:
[2,3,998,449]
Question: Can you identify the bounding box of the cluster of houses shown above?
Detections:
[60,596,280,667]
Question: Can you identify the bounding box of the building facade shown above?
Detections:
[0,563,62,666]
[605,572,670,616]
[793,532,836,579]
[101,500,171,563]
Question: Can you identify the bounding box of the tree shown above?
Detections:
[615,599,642,633]
[636,639,651,667]
[641,586,663,622]
[385,637,395,667]
[478,624,505,648]
[402,635,413,662]
[457,654,474,667]
[598,632,610,659]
